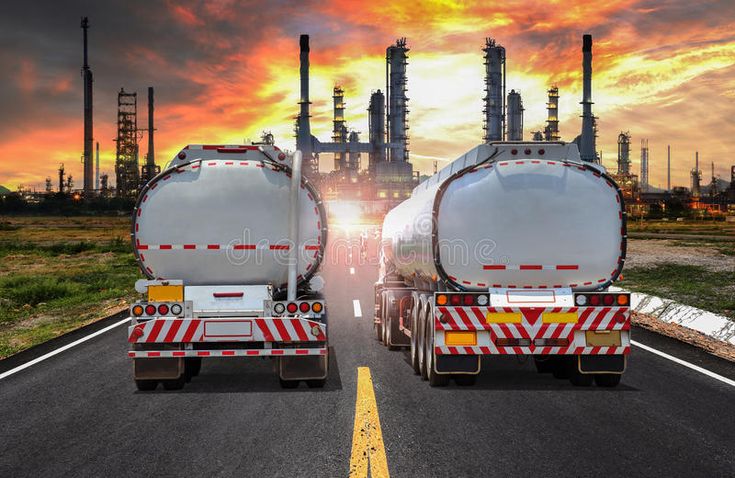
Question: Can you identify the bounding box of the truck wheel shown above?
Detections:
[410,306,421,374]
[162,375,186,391]
[306,379,326,388]
[135,379,158,391]
[417,309,428,380]
[534,356,555,374]
[385,316,398,351]
[454,375,477,386]
[279,379,300,389]
[552,358,572,379]
[184,358,202,382]
[568,359,593,386]
[594,373,622,388]
[425,308,449,387]
[374,321,383,342]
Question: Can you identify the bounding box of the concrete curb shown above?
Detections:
[611,286,735,345]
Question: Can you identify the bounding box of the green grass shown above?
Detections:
[621,263,735,319]
[0,216,139,358]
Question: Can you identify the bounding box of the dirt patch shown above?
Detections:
[626,239,734,272]
[633,312,735,362]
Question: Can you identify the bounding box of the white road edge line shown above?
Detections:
[353,299,362,318]
[0,317,131,381]
[632,340,735,388]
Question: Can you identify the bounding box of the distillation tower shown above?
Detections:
[483,38,506,142]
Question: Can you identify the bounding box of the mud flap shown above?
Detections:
[435,355,480,375]
[279,354,328,381]
[578,354,626,374]
[134,358,183,380]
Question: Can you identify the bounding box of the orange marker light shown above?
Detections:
[436,294,448,306]
[617,294,629,306]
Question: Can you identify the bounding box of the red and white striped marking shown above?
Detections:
[128,317,326,344]
[433,305,630,356]
[434,345,630,356]
[482,264,579,271]
[128,347,327,358]
[135,243,320,251]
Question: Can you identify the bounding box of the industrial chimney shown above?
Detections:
[296,34,315,176]
[483,38,506,142]
[579,34,597,163]
[81,17,94,194]
[147,87,155,171]
[506,90,523,141]
[386,38,410,162]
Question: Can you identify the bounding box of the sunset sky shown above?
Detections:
[1,0,734,191]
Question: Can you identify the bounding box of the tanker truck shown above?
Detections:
[374,142,630,387]
[126,145,328,390]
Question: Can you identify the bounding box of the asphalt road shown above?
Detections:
[1,227,734,477]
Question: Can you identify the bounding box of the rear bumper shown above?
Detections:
[128,316,326,343]
[434,305,630,356]
[127,316,327,359]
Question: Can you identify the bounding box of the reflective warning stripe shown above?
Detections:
[128,348,328,358]
[128,317,326,343]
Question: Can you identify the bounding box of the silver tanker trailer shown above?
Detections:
[126,145,328,390]
[375,142,631,387]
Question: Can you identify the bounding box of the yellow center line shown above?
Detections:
[349,367,390,478]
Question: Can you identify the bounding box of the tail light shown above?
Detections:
[144,304,156,316]
[273,303,285,314]
[574,293,630,307]
[157,304,170,315]
[437,293,490,307]
[496,338,531,347]
[170,304,183,315]
[311,302,323,313]
[286,303,298,314]
[299,302,310,313]
[131,305,144,316]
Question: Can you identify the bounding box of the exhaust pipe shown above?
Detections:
[287,150,303,301]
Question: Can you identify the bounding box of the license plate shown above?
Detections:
[585,330,621,347]
[203,320,253,339]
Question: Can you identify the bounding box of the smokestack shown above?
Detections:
[147,87,155,168]
[667,145,671,191]
[81,17,94,194]
[95,142,99,191]
[579,34,596,162]
[296,34,314,175]
[507,90,523,141]
[483,38,506,142]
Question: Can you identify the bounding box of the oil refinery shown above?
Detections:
[3,20,734,222]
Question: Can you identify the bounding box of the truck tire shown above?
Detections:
[552,358,572,379]
[417,309,428,381]
[135,379,158,391]
[568,358,593,387]
[410,304,421,374]
[534,356,555,374]
[162,375,186,391]
[425,305,449,387]
[374,321,383,342]
[279,379,300,389]
[594,373,622,388]
[184,358,202,382]
[306,379,326,388]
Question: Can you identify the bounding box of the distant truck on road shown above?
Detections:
[127,145,328,390]
[375,142,630,387]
